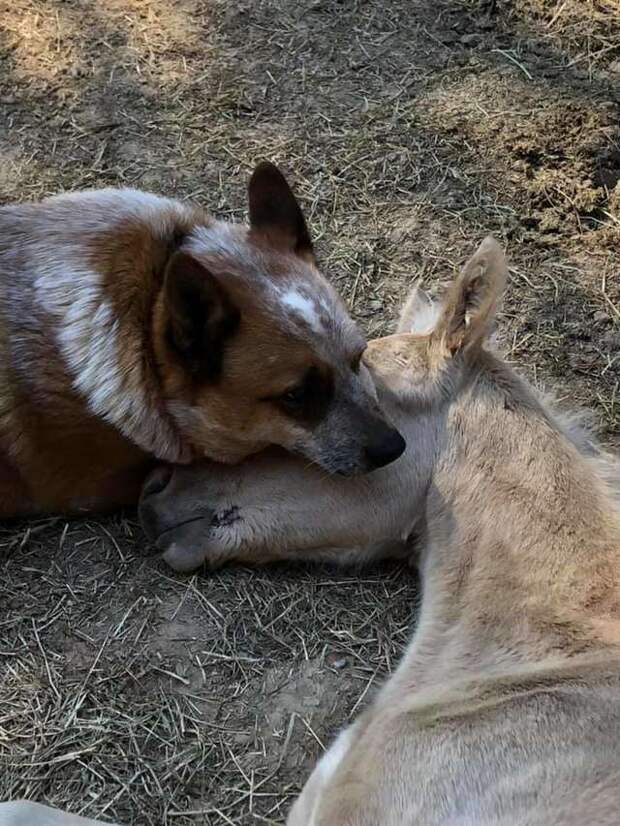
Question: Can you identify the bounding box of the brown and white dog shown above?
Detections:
[0,163,404,517]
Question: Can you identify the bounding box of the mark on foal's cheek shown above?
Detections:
[211,505,241,528]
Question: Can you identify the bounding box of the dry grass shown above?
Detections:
[0,0,618,823]
[1,516,416,824]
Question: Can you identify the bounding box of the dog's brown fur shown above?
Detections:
[0,163,403,517]
[141,238,620,824]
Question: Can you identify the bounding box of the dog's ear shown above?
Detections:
[432,236,507,356]
[248,161,314,262]
[164,251,240,381]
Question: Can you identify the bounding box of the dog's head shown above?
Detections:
[155,163,405,475]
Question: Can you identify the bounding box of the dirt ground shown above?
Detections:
[0,0,618,823]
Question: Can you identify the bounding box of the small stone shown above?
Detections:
[326,652,348,670]
[460,33,483,46]
[441,31,458,44]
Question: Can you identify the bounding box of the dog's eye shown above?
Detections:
[261,379,311,409]
[262,365,333,423]
[280,385,307,407]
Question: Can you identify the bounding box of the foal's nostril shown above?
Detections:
[142,465,174,498]
[364,428,406,470]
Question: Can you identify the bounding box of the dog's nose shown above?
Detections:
[365,427,406,470]
[142,464,174,499]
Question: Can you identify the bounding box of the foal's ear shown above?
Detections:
[433,237,507,355]
[396,282,440,334]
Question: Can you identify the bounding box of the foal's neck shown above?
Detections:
[395,357,620,698]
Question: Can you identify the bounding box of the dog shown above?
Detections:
[0,162,404,518]
[140,237,620,825]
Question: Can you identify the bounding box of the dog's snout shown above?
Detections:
[365,426,406,470]
[142,464,174,499]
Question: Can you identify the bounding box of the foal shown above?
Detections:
[142,237,620,825]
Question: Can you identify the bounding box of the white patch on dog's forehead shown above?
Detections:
[190,224,352,342]
[280,288,323,331]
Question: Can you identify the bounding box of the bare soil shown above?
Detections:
[0,1,618,824]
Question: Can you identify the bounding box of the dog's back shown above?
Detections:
[0,800,122,826]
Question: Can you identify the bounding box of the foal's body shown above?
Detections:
[142,238,620,824]
[288,365,620,825]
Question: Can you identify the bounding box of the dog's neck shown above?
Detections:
[31,233,193,464]
[385,356,620,701]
